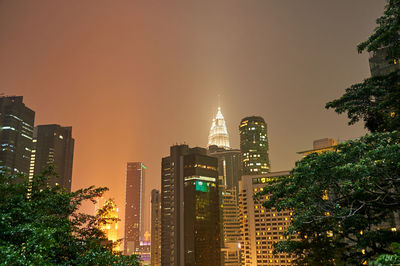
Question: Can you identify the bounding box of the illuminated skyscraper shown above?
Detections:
[239,116,270,175]
[161,145,221,266]
[208,107,230,149]
[124,162,146,255]
[0,96,35,176]
[97,198,120,252]
[151,189,161,266]
[239,171,295,265]
[31,124,74,192]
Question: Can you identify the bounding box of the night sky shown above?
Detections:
[0,0,385,238]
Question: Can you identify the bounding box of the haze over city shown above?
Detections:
[0,0,385,244]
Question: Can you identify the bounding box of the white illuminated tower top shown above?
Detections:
[208,106,230,149]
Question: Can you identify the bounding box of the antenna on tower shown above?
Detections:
[217,94,221,110]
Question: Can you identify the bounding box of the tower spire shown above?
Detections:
[208,102,230,149]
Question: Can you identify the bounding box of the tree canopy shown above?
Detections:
[257,1,400,265]
[0,167,139,265]
[326,0,400,132]
[257,132,400,265]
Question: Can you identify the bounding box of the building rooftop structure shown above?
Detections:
[208,106,230,150]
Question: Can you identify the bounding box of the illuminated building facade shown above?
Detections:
[151,189,161,266]
[124,162,146,255]
[208,146,242,265]
[368,48,400,77]
[97,198,120,252]
[297,138,338,156]
[31,124,74,192]
[239,116,270,175]
[220,185,241,265]
[239,171,295,265]
[208,107,230,149]
[0,96,35,176]
[161,145,221,266]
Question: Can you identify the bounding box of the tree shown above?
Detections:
[0,167,139,265]
[326,0,400,132]
[256,1,400,264]
[257,132,400,265]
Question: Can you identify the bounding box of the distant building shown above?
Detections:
[161,145,221,266]
[97,198,120,252]
[208,106,230,150]
[369,48,400,77]
[151,189,161,266]
[239,116,270,175]
[0,96,35,176]
[31,124,74,191]
[297,138,338,156]
[124,162,146,255]
[239,171,295,266]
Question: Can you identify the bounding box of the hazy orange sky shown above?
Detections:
[0,0,384,238]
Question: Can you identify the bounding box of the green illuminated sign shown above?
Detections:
[195,180,209,192]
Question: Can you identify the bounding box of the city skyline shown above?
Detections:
[0,0,386,243]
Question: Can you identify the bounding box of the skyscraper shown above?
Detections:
[208,107,230,149]
[31,124,74,191]
[151,189,161,266]
[96,198,120,252]
[0,96,35,176]
[239,116,270,175]
[239,171,295,265]
[161,145,221,266]
[124,162,146,255]
[220,185,241,266]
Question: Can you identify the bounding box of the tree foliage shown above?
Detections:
[0,167,139,265]
[326,0,400,132]
[257,132,400,265]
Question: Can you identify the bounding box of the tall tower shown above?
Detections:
[97,198,120,252]
[124,162,146,255]
[239,116,270,175]
[208,107,230,149]
[0,96,35,176]
[31,124,74,192]
[151,189,161,266]
[161,145,221,266]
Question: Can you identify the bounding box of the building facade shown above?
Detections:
[208,146,242,265]
[97,198,120,252]
[151,189,161,266]
[161,145,221,266]
[239,171,295,265]
[31,124,74,191]
[220,185,242,265]
[368,48,400,77]
[239,116,270,175]
[124,162,146,255]
[0,96,35,176]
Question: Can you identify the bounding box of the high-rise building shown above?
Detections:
[96,198,120,252]
[161,145,221,266]
[239,171,295,265]
[208,107,230,149]
[220,185,241,265]
[208,145,241,191]
[239,116,270,175]
[30,124,74,191]
[0,96,35,176]
[151,189,161,266]
[368,48,400,77]
[124,162,146,255]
